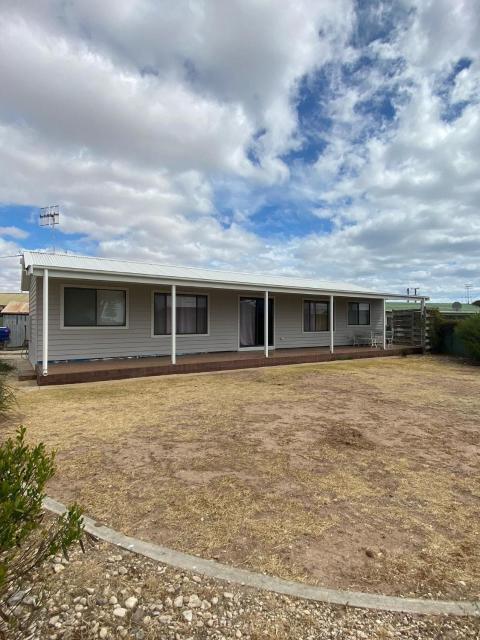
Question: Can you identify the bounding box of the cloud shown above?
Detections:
[0,1,479,301]
[0,226,28,240]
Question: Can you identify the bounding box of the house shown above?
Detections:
[20,252,427,384]
[0,301,29,348]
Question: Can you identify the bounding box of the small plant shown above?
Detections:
[0,427,84,638]
[456,315,480,363]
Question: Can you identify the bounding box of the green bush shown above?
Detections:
[456,315,480,362]
[428,311,460,353]
[0,427,84,638]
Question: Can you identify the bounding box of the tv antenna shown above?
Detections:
[406,287,419,301]
[464,283,472,304]
[39,205,60,252]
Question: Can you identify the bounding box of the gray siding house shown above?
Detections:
[21,252,427,378]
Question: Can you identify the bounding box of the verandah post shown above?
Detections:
[264,290,269,358]
[329,294,334,354]
[171,284,176,365]
[42,268,49,376]
[383,298,386,350]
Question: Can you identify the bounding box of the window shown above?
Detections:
[63,287,127,327]
[348,302,370,325]
[304,300,330,332]
[153,293,208,335]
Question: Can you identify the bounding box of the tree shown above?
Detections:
[0,427,84,639]
[472,300,480,307]
[456,315,480,362]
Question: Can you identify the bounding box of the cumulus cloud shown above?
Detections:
[0,0,478,300]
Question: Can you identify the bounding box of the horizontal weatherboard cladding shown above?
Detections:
[32,278,384,363]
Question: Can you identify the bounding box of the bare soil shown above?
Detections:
[7,355,480,600]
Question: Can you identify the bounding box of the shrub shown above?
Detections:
[428,311,460,354]
[0,427,84,638]
[456,315,480,363]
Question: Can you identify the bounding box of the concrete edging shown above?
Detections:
[44,497,479,617]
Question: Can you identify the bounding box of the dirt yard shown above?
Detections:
[7,355,480,600]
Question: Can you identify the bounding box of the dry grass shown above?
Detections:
[7,355,480,599]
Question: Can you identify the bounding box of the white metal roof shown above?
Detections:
[21,251,427,300]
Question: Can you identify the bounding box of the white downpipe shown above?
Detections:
[171,285,176,365]
[329,295,334,354]
[264,290,269,358]
[42,268,49,376]
[383,299,387,350]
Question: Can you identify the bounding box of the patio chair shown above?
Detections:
[370,332,387,348]
[353,334,370,347]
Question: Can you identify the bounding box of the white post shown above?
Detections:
[171,284,176,365]
[264,290,269,358]
[42,268,49,376]
[329,295,334,354]
[383,298,386,349]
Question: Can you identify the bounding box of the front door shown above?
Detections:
[239,297,274,348]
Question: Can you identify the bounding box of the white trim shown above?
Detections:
[301,297,333,334]
[42,268,48,376]
[237,294,275,351]
[60,284,130,330]
[150,290,210,338]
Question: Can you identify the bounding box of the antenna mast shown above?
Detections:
[465,283,472,304]
[39,205,60,252]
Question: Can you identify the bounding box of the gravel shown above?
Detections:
[4,541,479,639]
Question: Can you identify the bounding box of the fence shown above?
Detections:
[391,309,425,347]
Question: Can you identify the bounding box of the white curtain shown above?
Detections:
[240,299,256,347]
[177,296,197,334]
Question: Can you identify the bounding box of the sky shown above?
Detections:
[0,0,479,301]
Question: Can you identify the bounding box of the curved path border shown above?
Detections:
[44,497,479,618]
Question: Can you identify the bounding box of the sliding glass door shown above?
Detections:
[239,297,274,348]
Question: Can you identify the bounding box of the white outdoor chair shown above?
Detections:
[353,334,370,347]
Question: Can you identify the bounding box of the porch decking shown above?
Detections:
[34,344,422,385]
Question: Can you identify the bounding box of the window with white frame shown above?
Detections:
[153,293,208,335]
[63,287,127,327]
[303,300,330,332]
[348,302,370,325]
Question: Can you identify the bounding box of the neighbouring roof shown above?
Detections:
[386,302,480,315]
[1,301,29,315]
[21,251,428,300]
[0,292,28,306]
